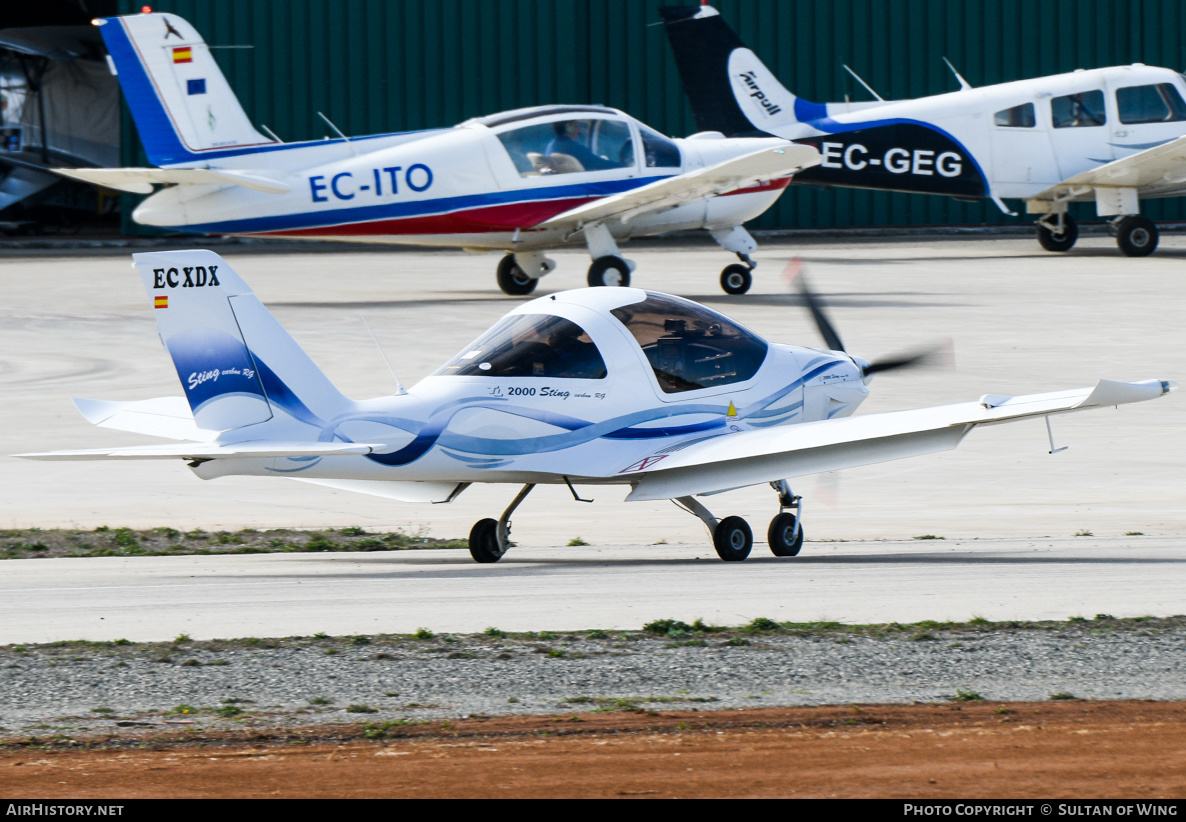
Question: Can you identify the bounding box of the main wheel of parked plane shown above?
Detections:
[767,512,804,557]
[1115,215,1158,257]
[468,518,506,563]
[712,516,753,562]
[1036,215,1078,252]
[496,254,538,296]
[720,264,753,295]
[587,256,631,288]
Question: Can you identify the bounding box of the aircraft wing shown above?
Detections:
[535,144,820,229]
[1032,136,1186,200]
[52,167,293,195]
[625,378,1175,501]
[17,441,383,461]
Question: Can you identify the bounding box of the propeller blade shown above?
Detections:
[861,340,954,377]
[796,275,846,353]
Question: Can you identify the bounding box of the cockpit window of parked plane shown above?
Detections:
[1052,90,1106,128]
[1117,83,1186,124]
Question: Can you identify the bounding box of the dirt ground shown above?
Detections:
[2,701,1185,798]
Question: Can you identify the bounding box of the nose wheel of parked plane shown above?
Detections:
[674,479,805,562]
[720,263,754,295]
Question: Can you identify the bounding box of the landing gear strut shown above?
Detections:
[711,226,758,295]
[468,483,535,563]
[673,480,806,562]
[767,480,804,557]
[1036,213,1078,252]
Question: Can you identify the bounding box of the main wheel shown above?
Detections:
[720,264,753,295]
[712,516,753,562]
[1116,215,1158,257]
[767,512,804,557]
[496,254,538,296]
[587,256,631,288]
[468,518,506,563]
[1036,215,1078,252]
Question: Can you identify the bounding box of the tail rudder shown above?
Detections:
[133,250,348,432]
[96,13,274,166]
[660,5,812,136]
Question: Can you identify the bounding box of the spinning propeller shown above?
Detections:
[783,258,951,380]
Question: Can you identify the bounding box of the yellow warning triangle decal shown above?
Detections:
[726,401,737,417]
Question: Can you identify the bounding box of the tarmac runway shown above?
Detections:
[1,234,1183,639]
[1,536,1184,643]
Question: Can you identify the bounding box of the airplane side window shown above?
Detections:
[1117,84,1186,124]
[993,103,1035,128]
[610,293,767,393]
[496,120,635,177]
[434,314,608,380]
[1051,90,1106,128]
[638,124,682,168]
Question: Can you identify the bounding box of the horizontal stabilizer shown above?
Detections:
[54,167,292,194]
[17,441,383,461]
[537,144,819,229]
[73,396,214,442]
[626,378,1175,500]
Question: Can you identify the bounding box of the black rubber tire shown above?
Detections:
[496,254,538,296]
[587,256,631,288]
[468,518,505,563]
[1036,215,1078,252]
[1116,215,1158,257]
[720,264,753,295]
[767,512,804,557]
[712,516,753,562]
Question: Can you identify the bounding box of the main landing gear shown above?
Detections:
[1035,212,1160,257]
[1109,215,1159,257]
[495,252,558,296]
[673,479,804,562]
[468,483,535,563]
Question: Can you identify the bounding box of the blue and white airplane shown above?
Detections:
[18,250,1176,562]
[55,11,820,295]
[661,3,1186,256]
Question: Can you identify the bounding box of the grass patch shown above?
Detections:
[0,526,468,560]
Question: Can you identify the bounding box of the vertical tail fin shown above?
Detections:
[96,13,275,166]
[133,250,349,432]
[660,5,815,136]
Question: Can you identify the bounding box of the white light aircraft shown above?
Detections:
[18,250,1176,562]
[55,11,821,295]
[661,3,1186,256]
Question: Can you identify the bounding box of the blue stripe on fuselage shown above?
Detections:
[178,176,671,235]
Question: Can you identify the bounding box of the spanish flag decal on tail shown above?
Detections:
[154,295,168,309]
[172,46,192,63]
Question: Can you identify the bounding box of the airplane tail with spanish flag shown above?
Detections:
[95,12,275,166]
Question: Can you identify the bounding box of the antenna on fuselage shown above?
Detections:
[943,57,972,91]
[842,65,885,102]
[318,111,358,156]
[259,123,282,143]
[360,315,407,396]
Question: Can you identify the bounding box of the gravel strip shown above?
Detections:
[2,620,1183,742]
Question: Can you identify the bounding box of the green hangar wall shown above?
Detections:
[115,0,1186,232]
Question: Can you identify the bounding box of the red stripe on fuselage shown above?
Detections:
[252,179,790,239]
[256,196,597,238]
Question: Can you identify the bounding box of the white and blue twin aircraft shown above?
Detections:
[20,250,1175,563]
[661,4,1186,256]
[56,11,820,295]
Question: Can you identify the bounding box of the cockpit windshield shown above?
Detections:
[434,314,608,379]
[610,293,767,393]
[496,118,635,177]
